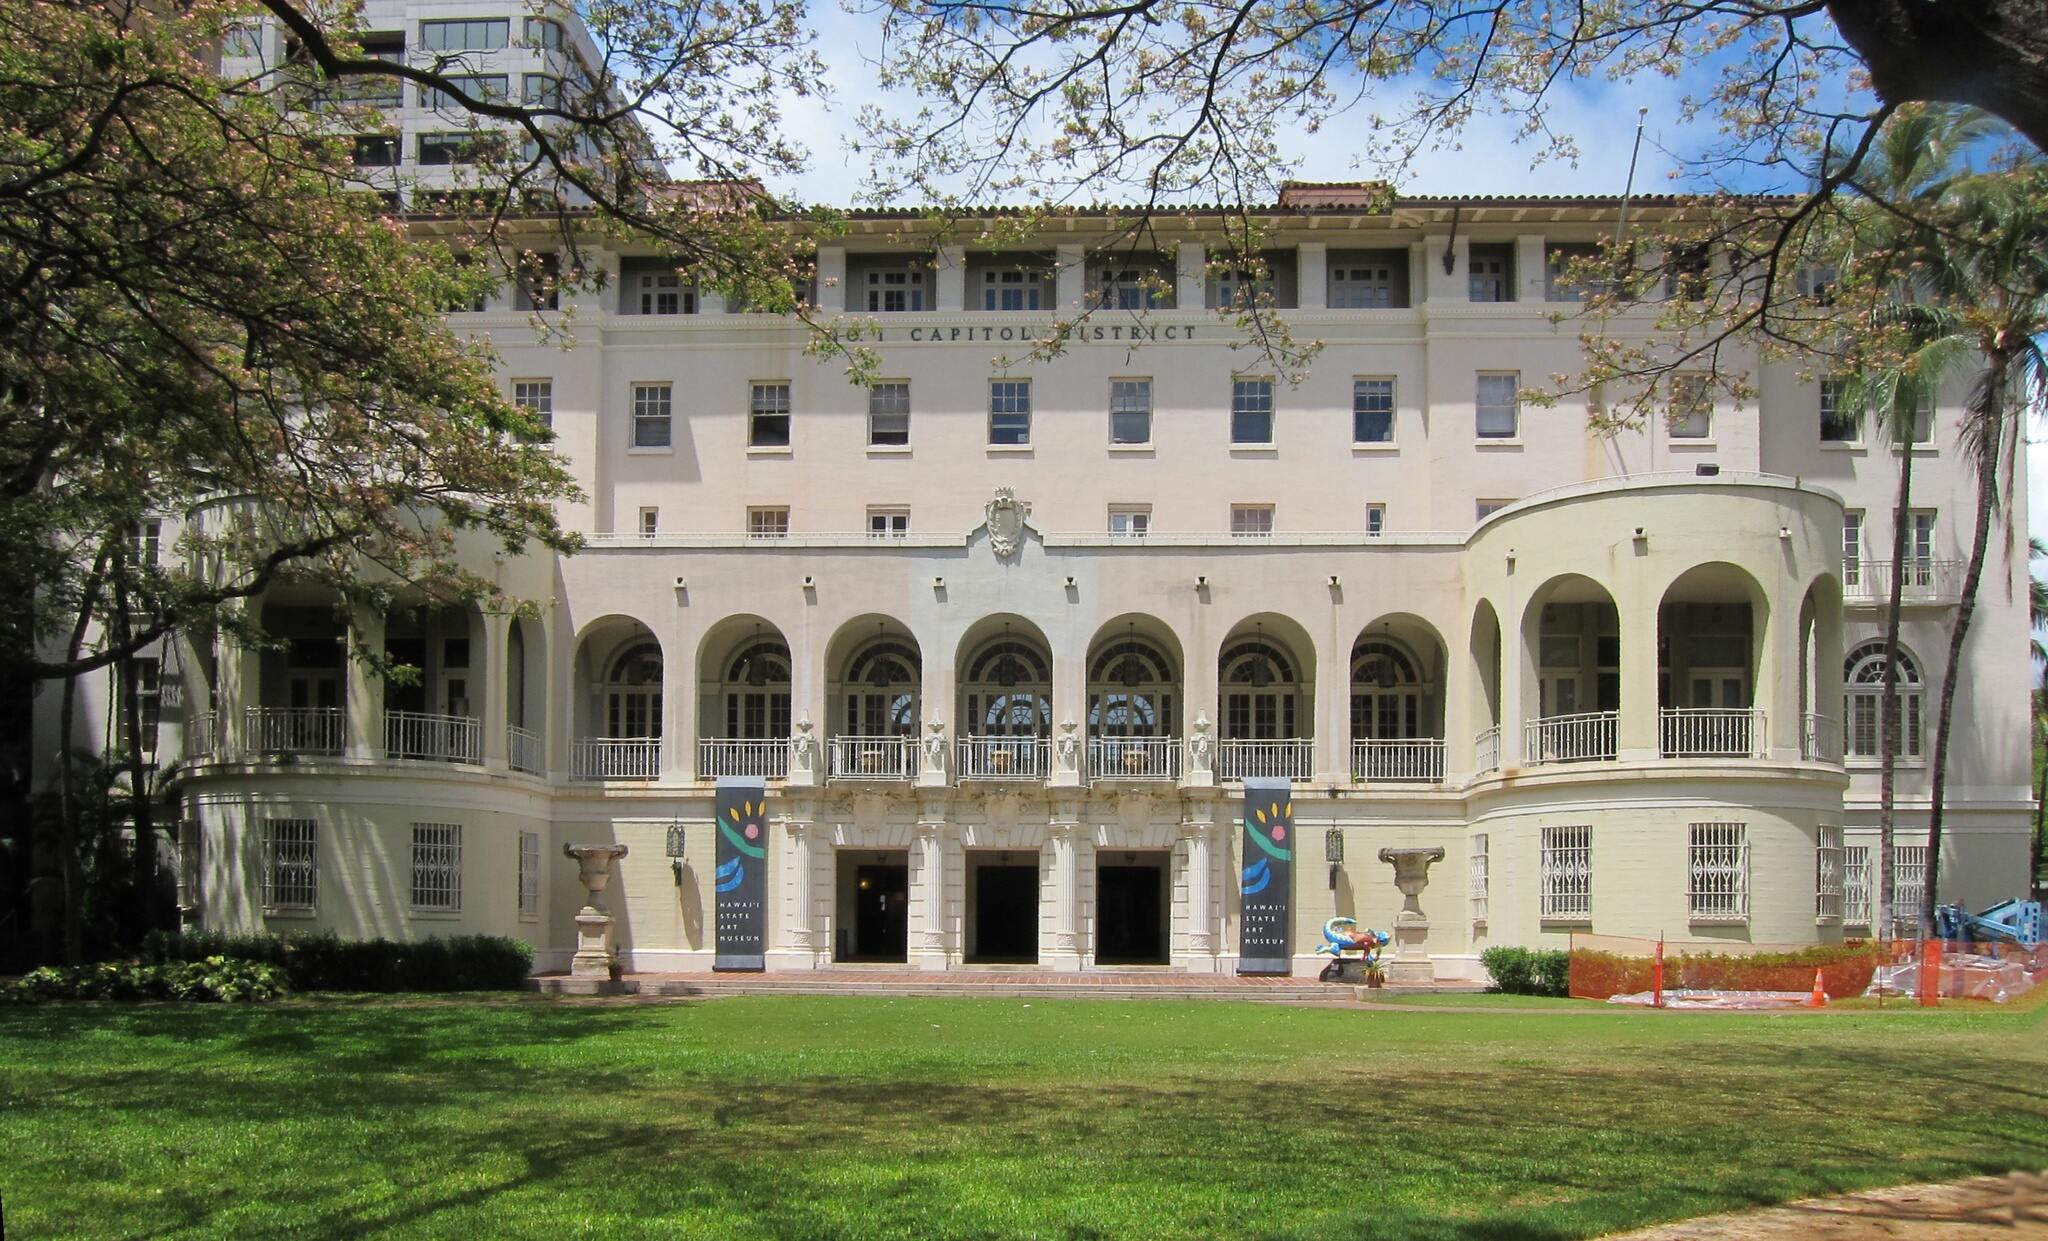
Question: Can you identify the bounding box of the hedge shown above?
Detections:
[1479,946,1572,996]
[3,958,288,1004]
[1568,941,1887,1000]
[141,931,534,992]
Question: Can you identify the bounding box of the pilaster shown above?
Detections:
[482,611,510,768]
[344,605,385,761]
[1296,241,1328,309]
[912,793,951,970]
[1181,792,1219,970]
[1175,243,1206,310]
[1055,244,1087,314]
[815,246,847,312]
[1046,800,1082,969]
[935,245,967,312]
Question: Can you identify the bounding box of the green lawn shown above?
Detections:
[1,993,2043,1239]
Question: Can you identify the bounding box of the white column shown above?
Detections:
[1761,589,1804,760]
[913,796,950,970]
[815,246,848,313]
[935,245,967,312]
[1296,241,1328,309]
[482,612,510,768]
[1424,233,1467,304]
[1182,794,1218,971]
[1175,242,1206,310]
[1515,234,1547,302]
[1617,574,1661,762]
[217,626,261,758]
[1047,798,1081,969]
[345,605,384,761]
[784,813,817,964]
[543,610,572,780]
[1055,244,1087,314]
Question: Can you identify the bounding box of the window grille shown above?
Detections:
[262,818,318,909]
[868,383,910,445]
[1688,822,1749,921]
[411,823,462,912]
[518,831,541,916]
[749,382,791,447]
[865,268,925,312]
[1892,844,1928,934]
[1353,378,1395,443]
[632,383,672,448]
[1469,834,1489,925]
[1108,507,1150,538]
[418,75,509,111]
[866,509,909,538]
[1230,379,1274,444]
[1365,504,1385,536]
[1815,825,1844,923]
[1842,845,1872,927]
[1330,260,1402,308]
[1540,825,1591,921]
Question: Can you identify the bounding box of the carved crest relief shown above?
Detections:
[985,487,1026,560]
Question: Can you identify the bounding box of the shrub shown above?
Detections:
[1480,946,1571,996]
[141,931,533,992]
[2,958,288,1005]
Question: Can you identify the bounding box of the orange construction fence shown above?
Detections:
[1568,933,2048,1007]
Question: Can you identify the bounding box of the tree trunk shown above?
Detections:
[1877,433,1914,940]
[54,552,108,966]
[1923,358,2006,934]
[112,553,160,935]
[2032,696,2046,901]
[1827,0,2048,154]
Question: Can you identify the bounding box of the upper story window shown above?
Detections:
[1230,504,1274,538]
[980,266,1048,311]
[1842,511,1864,587]
[868,383,909,446]
[867,508,910,538]
[1207,250,1297,309]
[131,520,162,567]
[1468,244,1515,302]
[224,21,265,58]
[1819,379,1857,442]
[1365,504,1386,536]
[1544,242,1602,302]
[637,507,659,537]
[352,135,399,167]
[514,252,560,311]
[417,133,484,166]
[631,382,672,448]
[1796,263,1838,306]
[749,383,791,448]
[1476,372,1519,439]
[1669,374,1711,439]
[522,74,563,107]
[419,75,509,110]
[1476,499,1512,520]
[1844,641,1922,759]
[1089,259,1173,310]
[1664,243,1712,301]
[622,262,694,315]
[1110,380,1152,445]
[512,379,553,429]
[524,17,564,49]
[747,507,790,539]
[1329,250,1407,308]
[866,267,926,313]
[1353,378,1394,443]
[1109,506,1151,538]
[1230,378,1274,445]
[989,380,1032,445]
[421,18,509,51]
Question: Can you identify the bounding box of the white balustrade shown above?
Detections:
[1843,558,1963,605]
[1215,738,1315,782]
[1352,738,1446,783]
[1524,711,1618,764]
[829,735,917,780]
[571,737,661,780]
[1474,725,1501,774]
[697,738,790,780]
[384,710,482,764]
[244,706,344,756]
[1659,708,1762,759]
[1801,713,1841,764]
[507,725,544,775]
[956,736,1048,781]
[1088,736,1180,781]
[186,710,218,759]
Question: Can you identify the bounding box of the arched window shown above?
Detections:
[843,639,919,735]
[961,635,1051,737]
[1087,634,1177,737]
[1843,641,1922,760]
[606,643,663,738]
[1219,637,1305,740]
[1350,639,1429,739]
[721,639,790,740]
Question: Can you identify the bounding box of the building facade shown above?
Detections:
[53,173,2033,977]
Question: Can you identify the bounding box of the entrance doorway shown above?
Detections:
[966,854,1040,964]
[834,851,908,963]
[1096,852,1170,965]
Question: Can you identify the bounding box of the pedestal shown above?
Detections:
[564,843,629,978]
[1378,846,1445,986]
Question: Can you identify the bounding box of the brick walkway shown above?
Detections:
[1603,1172,2048,1240]
[531,969,1486,1001]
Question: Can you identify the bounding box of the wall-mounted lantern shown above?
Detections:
[665,822,687,886]
[1325,828,1345,890]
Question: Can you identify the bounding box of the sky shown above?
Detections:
[767,8,2045,580]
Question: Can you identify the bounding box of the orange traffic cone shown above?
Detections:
[1807,968,1827,1008]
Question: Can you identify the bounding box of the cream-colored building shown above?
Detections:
[61,187,2033,979]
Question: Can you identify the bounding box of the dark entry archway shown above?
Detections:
[966,854,1039,963]
[1096,851,1170,964]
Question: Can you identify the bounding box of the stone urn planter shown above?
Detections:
[563,843,629,979]
[1377,846,1445,985]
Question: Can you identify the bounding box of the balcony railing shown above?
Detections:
[1216,738,1315,782]
[571,737,661,780]
[1525,711,1618,764]
[246,706,344,757]
[829,735,917,781]
[698,737,790,780]
[384,710,481,764]
[1353,738,1447,783]
[508,725,544,775]
[957,736,1048,781]
[1089,736,1180,781]
[1843,557,1963,605]
[1659,708,1762,759]
[186,710,219,759]
[1801,713,1842,764]
[1474,725,1501,774]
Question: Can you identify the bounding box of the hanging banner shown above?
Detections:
[714,778,768,971]
[1238,778,1294,975]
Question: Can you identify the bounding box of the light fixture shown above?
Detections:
[666,822,687,886]
[1248,622,1273,689]
[993,623,1021,688]
[744,624,769,686]
[1374,623,1397,690]
[867,622,893,687]
[1325,827,1345,890]
[1117,623,1145,688]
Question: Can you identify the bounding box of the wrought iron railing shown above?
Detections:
[1659,708,1762,759]
[507,725,544,775]
[1842,557,1963,605]
[1088,735,1180,781]
[1352,738,1447,782]
[697,738,790,780]
[956,736,1048,781]
[245,706,344,756]
[1216,738,1315,781]
[384,711,481,764]
[829,735,917,780]
[1801,713,1842,764]
[1524,711,1618,764]
[1474,725,1501,774]
[571,737,660,780]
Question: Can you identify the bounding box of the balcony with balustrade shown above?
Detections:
[1658,708,1763,759]
[1088,735,1180,781]
[1216,738,1315,782]
[1842,557,1963,607]
[957,736,1049,781]
[384,710,481,765]
[1352,738,1447,783]
[246,706,346,757]
[830,735,918,781]
[1524,711,1620,765]
[571,737,661,780]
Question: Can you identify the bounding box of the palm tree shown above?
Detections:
[2030,538,2047,899]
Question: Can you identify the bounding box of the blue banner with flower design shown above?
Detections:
[1239,778,1293,974]
[714,778,768,970]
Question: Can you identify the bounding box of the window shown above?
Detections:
[420,18,509,50]
[1816,825,1844,923]
[1905,394,1934,445]
[1843,845,1872,927]
[1544,242,1602,302]
[1091,264,1170,310]
[1669,374,1711,439]
[981,267,1047,311]
[121,657,162,753]
[747,507,790,539]
[1797,264,1838,305]
[1688,822,1749,922]
[410,823,462,912]
[176,821,201,912]
[419,75,509,111]
[1365,504,1386,537]
[749,382,791,448]
[867,508,910,538]
[224,21,264,58]
[524,17,564,49]
[1476,499,1511,521]
[1843,641,1923,760]
[1476,372,1519,439]
[1842,511,1863,588]
[1909,510,1936,573]
[1819,379,1858,442]
[1352,378,1395,443]
[1892,844,1928,934]
[631,383,672,448]
[1468,244,1515,302]
[1208,264,1267,308]
[988,380,1031,445]
[1230,504,1274,538]
[518,831,541,917]
[131,519,162,568]
[512,379,553,429]
[515,254,561,312]
[417,133,482,166]
[865,267,926,312]
[352,135,399,167]
[522,74,562,107]
[1469,834,1489,925]
[1540,825,1591,921]
[627,267,694,315]
[1665,244,1711,300]
[261,818,318,909]
[1108,506,1151,539]
[638,507,659,537]
[1109,380,1152,445]
[1329,254,1405,308]
[1231,379,1274,444]
[868,383,910,446]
